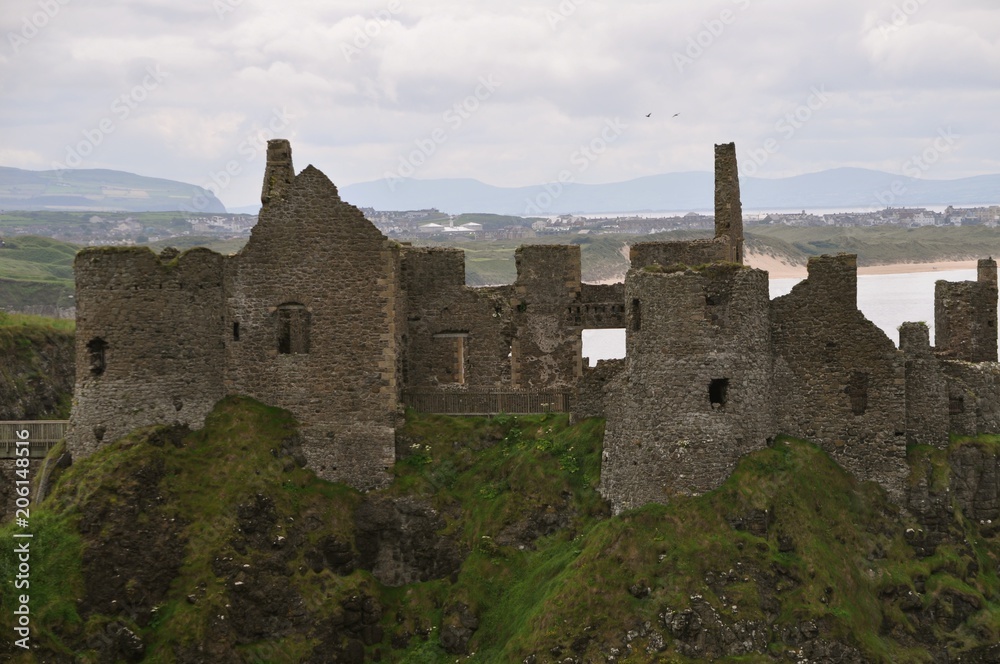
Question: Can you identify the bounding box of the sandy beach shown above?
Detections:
[745,251,980,279]
[588,254,981,284]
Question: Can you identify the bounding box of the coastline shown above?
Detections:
[745,252,979,280]
[587,255,980,285]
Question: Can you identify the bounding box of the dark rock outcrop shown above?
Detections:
[354,495,464,586]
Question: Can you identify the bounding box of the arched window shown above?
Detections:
[276,303,310,354]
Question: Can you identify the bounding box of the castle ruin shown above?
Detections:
[67,140,1000,511]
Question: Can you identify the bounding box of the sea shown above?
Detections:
[581,268,980,366]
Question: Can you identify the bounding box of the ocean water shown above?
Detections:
[581,269,981,366]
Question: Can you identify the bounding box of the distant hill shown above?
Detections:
[341,168,1000,215]
[0,166,226,213]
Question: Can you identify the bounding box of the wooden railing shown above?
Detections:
[0,421,68,459]
[403,390,570,415]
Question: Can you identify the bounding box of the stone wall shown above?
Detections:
[601,264,773,512]
[771,254,908,502]
[511,245,582,389]
[935,258,998,362]
[574,283,626,329]
[68,246,226,457]
[62,137,1000,508]
[629,239,731,270]
[573,359,623,420]
[941,361,1000,436]
[400,247,514,388]
[225,150,399,490]
[899,322,949,448]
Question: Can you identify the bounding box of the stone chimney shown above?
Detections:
[714,142,744,264]
[261,139,295,206]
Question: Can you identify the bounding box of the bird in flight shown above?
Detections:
[672,113,680,117]
[645,112,652,117]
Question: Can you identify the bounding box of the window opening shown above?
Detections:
[581,329,626,367]
[847,371,869,416]
[433,332,468,384]
[277,303,310,354]
[87,338,108,376]
[949,396,965,414]
[709,378,729,408]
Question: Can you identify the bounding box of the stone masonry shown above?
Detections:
[600,263,773,511]
[68,140,1000,506]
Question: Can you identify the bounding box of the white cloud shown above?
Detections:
[0,0,997,207]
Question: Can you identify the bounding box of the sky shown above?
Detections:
[1,0,999,210]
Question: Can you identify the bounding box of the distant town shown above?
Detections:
[1,204,998,246]
[362,204,1000,240]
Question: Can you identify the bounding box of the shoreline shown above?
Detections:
[586,256,981,284]
[745,252,980,280]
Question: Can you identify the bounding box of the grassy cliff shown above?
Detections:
[0,236,77,313]
[1,398,999,662]
[0,313,74,419]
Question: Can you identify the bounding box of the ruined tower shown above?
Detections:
[510,245,583,389]
[224,141,402,489]
[899,322,949,448]
[260,139,295,206]
[935,257,998,362]
[770,254,908,503]
[600,263,774,513]
[68,247,227,457]
[714,142,744,264]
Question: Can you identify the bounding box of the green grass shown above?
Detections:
[0,511,84,653]
[3,403,1000,662]
[0,235,78,310]
[0,311,75,331]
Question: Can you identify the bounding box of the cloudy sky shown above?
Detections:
[1,0,998,209]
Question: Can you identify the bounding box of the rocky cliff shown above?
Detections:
[1,398,999,662]
[0,318,74,419]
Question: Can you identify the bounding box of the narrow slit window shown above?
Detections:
[847,371,869,416]
[232,321,240,341]
[709,378,729,408]
[631,298,641,332]
[276,303,310,354]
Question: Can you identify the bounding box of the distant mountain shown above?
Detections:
[341,168,1000,215]
[0,166,226,213]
